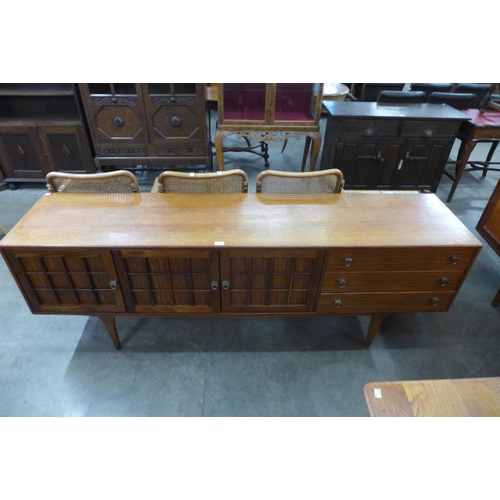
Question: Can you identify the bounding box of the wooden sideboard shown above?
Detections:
[0,192,481,349]
[320,101,468,192]
[476,176,500,306]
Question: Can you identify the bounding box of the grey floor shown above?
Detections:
[1,115,500,416]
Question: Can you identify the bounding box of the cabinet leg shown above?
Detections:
[308,132,322,172]
[492,286,500,307]
[98,315,122,350]
[365,313,389,347]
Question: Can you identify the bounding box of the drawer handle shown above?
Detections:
[109,280,117,290]
[338,279,347,288]
[334,299,342,308]
[171,116,182,127]
[211,281,218,291]
[440,277,449,286]
[344,257,353,267]
[113,116,125,127]
[450,256,460,265]
[222,281,230,290]
[431,297,439,306]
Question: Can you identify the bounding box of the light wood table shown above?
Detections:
[364,377,500,416]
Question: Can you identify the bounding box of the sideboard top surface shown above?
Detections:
[322,101,470,121]
[0,192,481,250]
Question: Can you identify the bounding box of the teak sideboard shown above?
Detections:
[0,192,481,349]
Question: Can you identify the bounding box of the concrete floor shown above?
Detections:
[1,115,500,416]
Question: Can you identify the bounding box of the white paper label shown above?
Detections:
[214,241,225,246]
[374,388,382,399]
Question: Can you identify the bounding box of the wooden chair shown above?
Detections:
[428,92,476,109]
[256,168,344,194]
[157,169,248,193]
[46,171,139,193]
[377,90,426,105]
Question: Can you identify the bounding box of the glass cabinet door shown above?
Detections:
[221,83,267,123]
[273,83,317,123]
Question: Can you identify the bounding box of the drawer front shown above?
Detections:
[317,291,455,314]
[471,128,500,141]
[337,119,400,138]
[321,270,465,293]
[324,248,477,272]
[400,120,461,138]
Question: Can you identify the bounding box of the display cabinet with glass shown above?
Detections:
[215,83,324,171]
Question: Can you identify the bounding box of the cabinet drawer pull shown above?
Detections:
[113,116,125,127]
[211,281,218,291]
[338,279,347,288]
[171,116,182,127]
[334,299,342,308]
[431,297,439,306]
[344,257,353,267]
[440,277,449,286]
[450,256,460,265]
[222,281,230,290]
[109,280,117,290]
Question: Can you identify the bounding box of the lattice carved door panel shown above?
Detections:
[4,249,125,313]
[220,250,325,313]
[115,249,220,314]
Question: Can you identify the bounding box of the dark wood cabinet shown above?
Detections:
[0,84,95,189]
[78,83,211,171]
[320,101,468,192]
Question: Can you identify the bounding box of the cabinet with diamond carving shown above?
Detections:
[78,83,211,171]
[0,84,95,189]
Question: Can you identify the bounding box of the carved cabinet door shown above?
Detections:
[114,249,221,314]
[220,249,325,313]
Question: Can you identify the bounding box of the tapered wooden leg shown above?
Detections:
[492,286,500,307]
[308,132,322,172]
[215,130,225,171]
[447,139,476,202]
[301,136,312,172]
[98,315,122,350]
[365,313,389,347]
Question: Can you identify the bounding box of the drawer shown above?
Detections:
[321,270,465,293]
[400,120,461,138]
[324,247,477,272]
[337,119,400,138]
[317,291,455,314]
[156,145,207,156]
[97,145,147,157]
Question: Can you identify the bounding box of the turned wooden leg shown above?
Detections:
[492,286,500,307]
[98,315,122,350]
[365,313,389,347]
[308,132,322,172]
[215,131,225,171]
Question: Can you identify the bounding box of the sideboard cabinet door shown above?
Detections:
[2,249,126,314]
[220,249,325,313]
[114,249,221,314]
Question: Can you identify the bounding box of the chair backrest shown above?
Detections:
[409,83,453,97]
[256,169,344,194]
[428,92,476,109]
[46,170,139,193]
[360,83,405,102]
[454,83,493,108]
[377,90,426,105]
[157,169,248,193]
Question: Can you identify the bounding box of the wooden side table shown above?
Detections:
[445,109,500,202]
[364,377,500,416]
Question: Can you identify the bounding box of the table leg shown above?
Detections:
[215,131,225,171]
[301,136,312,172]
[447,138,477,202]
[365,313,389,347]
[482,142,499,177]
[98,315,122,350]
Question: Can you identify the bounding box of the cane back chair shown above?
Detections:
[157,169,248,193]
[256,168,344,194]
[46,171,139,193]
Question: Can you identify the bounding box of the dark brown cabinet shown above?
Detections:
[78,83,211,171]
[320,101,468,192]
[0,84,95,189]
